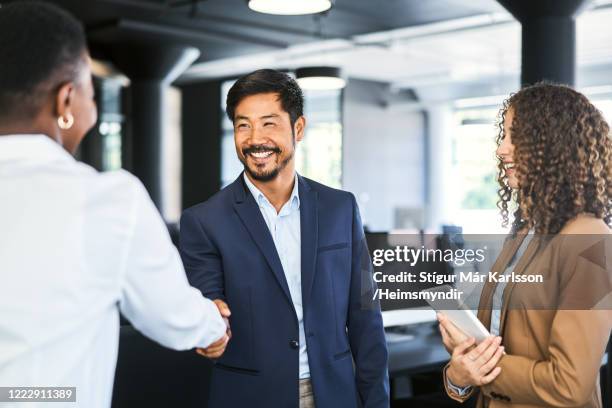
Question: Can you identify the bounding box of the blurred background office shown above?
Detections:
[2,0,609,406]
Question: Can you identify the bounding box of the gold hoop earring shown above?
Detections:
[58,114,74,130]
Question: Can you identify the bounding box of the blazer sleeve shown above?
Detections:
[346,193,390,408]
[479,235,612,407]
[179,208,225,301]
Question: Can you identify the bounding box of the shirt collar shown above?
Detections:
[243,172,300,213]
[0,134,75,164]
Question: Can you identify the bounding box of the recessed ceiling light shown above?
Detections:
[248,0,332,16]
[296,66,346,90]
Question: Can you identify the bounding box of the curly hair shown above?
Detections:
[496,83,612,235]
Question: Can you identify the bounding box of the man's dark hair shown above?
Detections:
[0,1,87,120]
[226,69,304,127]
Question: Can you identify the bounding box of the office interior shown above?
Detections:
[10,0,611,406]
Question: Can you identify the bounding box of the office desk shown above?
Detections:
[387,322,449,378]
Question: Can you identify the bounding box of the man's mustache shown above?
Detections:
[242,145,282,156]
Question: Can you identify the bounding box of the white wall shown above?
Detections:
[342,79,426,231]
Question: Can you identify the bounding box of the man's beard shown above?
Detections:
[240,144,294,182]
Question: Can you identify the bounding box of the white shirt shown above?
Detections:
[243,173,310,379]
[0,135,226,408]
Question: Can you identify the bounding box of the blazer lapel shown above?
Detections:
[299,176,318,317]
[231,175,295,311]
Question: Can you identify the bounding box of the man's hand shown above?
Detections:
[196,299,232,359]
[214,299,232,337]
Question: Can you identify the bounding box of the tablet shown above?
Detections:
[422,284,491,343]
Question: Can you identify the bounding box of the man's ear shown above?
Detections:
[54,82,74,119]
[294,116,306,142]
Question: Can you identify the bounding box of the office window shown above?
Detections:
[220,80,243,187]
[296,89,343,188]
[450,96,612,233]
[96,79,124,172]
[94,82,182,223]
[452,108,505,233]
[220,79,343,188]
[593,98,612,123]
[98,121,122,171]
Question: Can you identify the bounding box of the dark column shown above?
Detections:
[180,80,223,209]
[127,80,164,205]
[109,44,200,212]
[497,0,588,86]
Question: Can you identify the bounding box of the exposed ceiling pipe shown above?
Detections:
[182,12,515,81]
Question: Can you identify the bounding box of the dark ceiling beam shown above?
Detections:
[497,0,589,19]
[108,0,208,9]
[166,12,345,40]
[97,0,370,41]
[167,0,207,8]
[96,0,331,40]
[88,18,288,48]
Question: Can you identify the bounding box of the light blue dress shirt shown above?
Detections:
[447,232,533,396]
[490,233,533,336]
[243,173,311,379]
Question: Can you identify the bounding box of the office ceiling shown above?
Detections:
[7,0,612,102]
[9,0,506,62]
[182,1,612,104]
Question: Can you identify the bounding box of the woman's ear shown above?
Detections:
[54,82,74,120]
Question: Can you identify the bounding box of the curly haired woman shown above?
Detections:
[438,83,612,408]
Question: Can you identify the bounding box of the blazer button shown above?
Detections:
[289,340,299,349]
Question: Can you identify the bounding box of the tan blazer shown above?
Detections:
[444,215,612,407]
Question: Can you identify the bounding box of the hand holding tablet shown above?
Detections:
[422,285,491,343]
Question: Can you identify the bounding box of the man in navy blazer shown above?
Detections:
[179,69,389,408]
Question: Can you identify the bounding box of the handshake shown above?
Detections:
[196,299,232,359]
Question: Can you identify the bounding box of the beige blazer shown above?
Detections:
[444,215,612,407]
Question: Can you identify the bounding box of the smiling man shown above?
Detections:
[179,69,389,408]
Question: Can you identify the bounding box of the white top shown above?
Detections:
[243,173,311,379]
[0,135,226,408]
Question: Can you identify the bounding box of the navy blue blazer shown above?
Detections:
[179,174,389,408]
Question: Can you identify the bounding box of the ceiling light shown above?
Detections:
[248,0,332,16]
[296,66,346,90]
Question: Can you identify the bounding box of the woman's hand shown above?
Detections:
[446,336,504,388]
[437,312,468,355]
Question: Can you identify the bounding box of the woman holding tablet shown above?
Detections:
[438,83,612,407]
